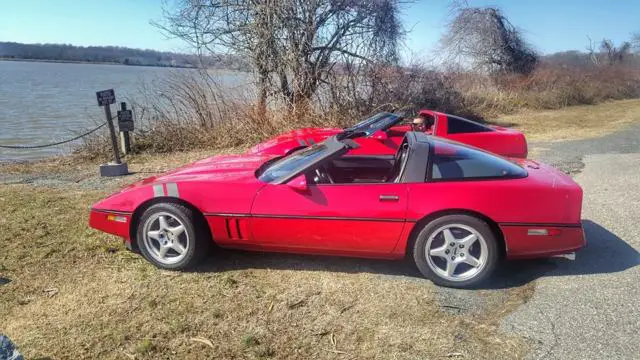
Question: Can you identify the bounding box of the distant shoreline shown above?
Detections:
[0,57,195,69]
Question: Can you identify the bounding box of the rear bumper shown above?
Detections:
[500,223,586,259]
[89,208,132,240]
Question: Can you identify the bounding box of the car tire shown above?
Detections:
[413,214,499,288]
[136,202,210,270]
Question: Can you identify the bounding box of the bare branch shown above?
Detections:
[441,6,538,75]
[155,0,406,108]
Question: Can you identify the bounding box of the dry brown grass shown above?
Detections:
[495,98,640,142]
[453,63,640,118]
[0,156,533,359]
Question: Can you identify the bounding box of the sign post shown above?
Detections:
[96,89,128,177]
[117,102,133,154]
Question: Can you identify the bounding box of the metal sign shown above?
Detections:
[96,89,116,107]
[117,109,134,131]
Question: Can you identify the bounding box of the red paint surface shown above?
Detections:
[90,136,583,261]
[501,225,586,259]
[422,110,528,158]
[249,183,408,254]
[89,210,131,239]
[246,109,528,158]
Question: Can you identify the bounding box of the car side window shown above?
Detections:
[447,115,494,134]
[430,140,527,180]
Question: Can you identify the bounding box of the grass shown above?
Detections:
[0,157,532,359]
[495,99,640,142]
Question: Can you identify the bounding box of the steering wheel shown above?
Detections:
[314,166,335,184]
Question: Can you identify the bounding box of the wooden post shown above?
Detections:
[97,89,127,176]
[119,102,131,155]
[104,103,121,164]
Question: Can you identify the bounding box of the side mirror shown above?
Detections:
[372,130,388,141]
[286,174,308,192]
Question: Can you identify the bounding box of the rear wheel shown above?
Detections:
[136,203,210,270]
[413,214,499,288]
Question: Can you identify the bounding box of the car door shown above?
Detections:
[250,181,409,255]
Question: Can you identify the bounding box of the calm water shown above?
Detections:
[0,61,248,162]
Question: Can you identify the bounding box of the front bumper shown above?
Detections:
[89,209,132,240]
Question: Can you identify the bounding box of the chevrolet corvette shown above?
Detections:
[247,110,528,158]
[90,132,584,288]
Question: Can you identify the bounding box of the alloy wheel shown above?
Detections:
[142,211,190,265]
[424,223,488,282]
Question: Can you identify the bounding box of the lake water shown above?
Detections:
[0,61,248,162]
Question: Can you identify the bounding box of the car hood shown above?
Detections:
[133,153,277,187]
[92,153,276,214]
[247,127,342,154]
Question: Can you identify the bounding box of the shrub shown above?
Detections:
[75,61,640,160]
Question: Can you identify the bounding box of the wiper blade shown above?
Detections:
[337,129,365,140]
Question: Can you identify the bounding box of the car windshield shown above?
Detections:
[342,112,403,137]
[258,144,330,183]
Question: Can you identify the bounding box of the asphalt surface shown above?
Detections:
[500,125,640,359]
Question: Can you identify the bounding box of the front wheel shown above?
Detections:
[136,202,210,270]
[413,214,499,288]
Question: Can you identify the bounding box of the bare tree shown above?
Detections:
[599,39,632,65]
[441,5,538,75]
[155,0,405,110]
[586,36,600,65]
[630,32,640,53]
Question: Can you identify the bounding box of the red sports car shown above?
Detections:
[89,132,584,288]
[248,110,528,158]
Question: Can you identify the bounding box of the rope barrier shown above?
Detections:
[0,122,108,149]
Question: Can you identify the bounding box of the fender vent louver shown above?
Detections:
[225,218,232,239]
[225,218,245,240]
[235,219,243,239]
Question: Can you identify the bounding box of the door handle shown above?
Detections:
[379,195,399,202]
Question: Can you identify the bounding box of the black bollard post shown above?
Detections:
[119,102,131,154]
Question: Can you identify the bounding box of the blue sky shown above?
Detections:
[1,0,638,56]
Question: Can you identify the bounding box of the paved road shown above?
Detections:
[501,125,640,359]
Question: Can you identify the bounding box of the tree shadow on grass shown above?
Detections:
[193,219,638,289]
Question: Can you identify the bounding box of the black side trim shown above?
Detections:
[500,222,583,228]
[91,208,133,215]
[204,213,252,218]
[252,214,404,222]
[204,213,407,223]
